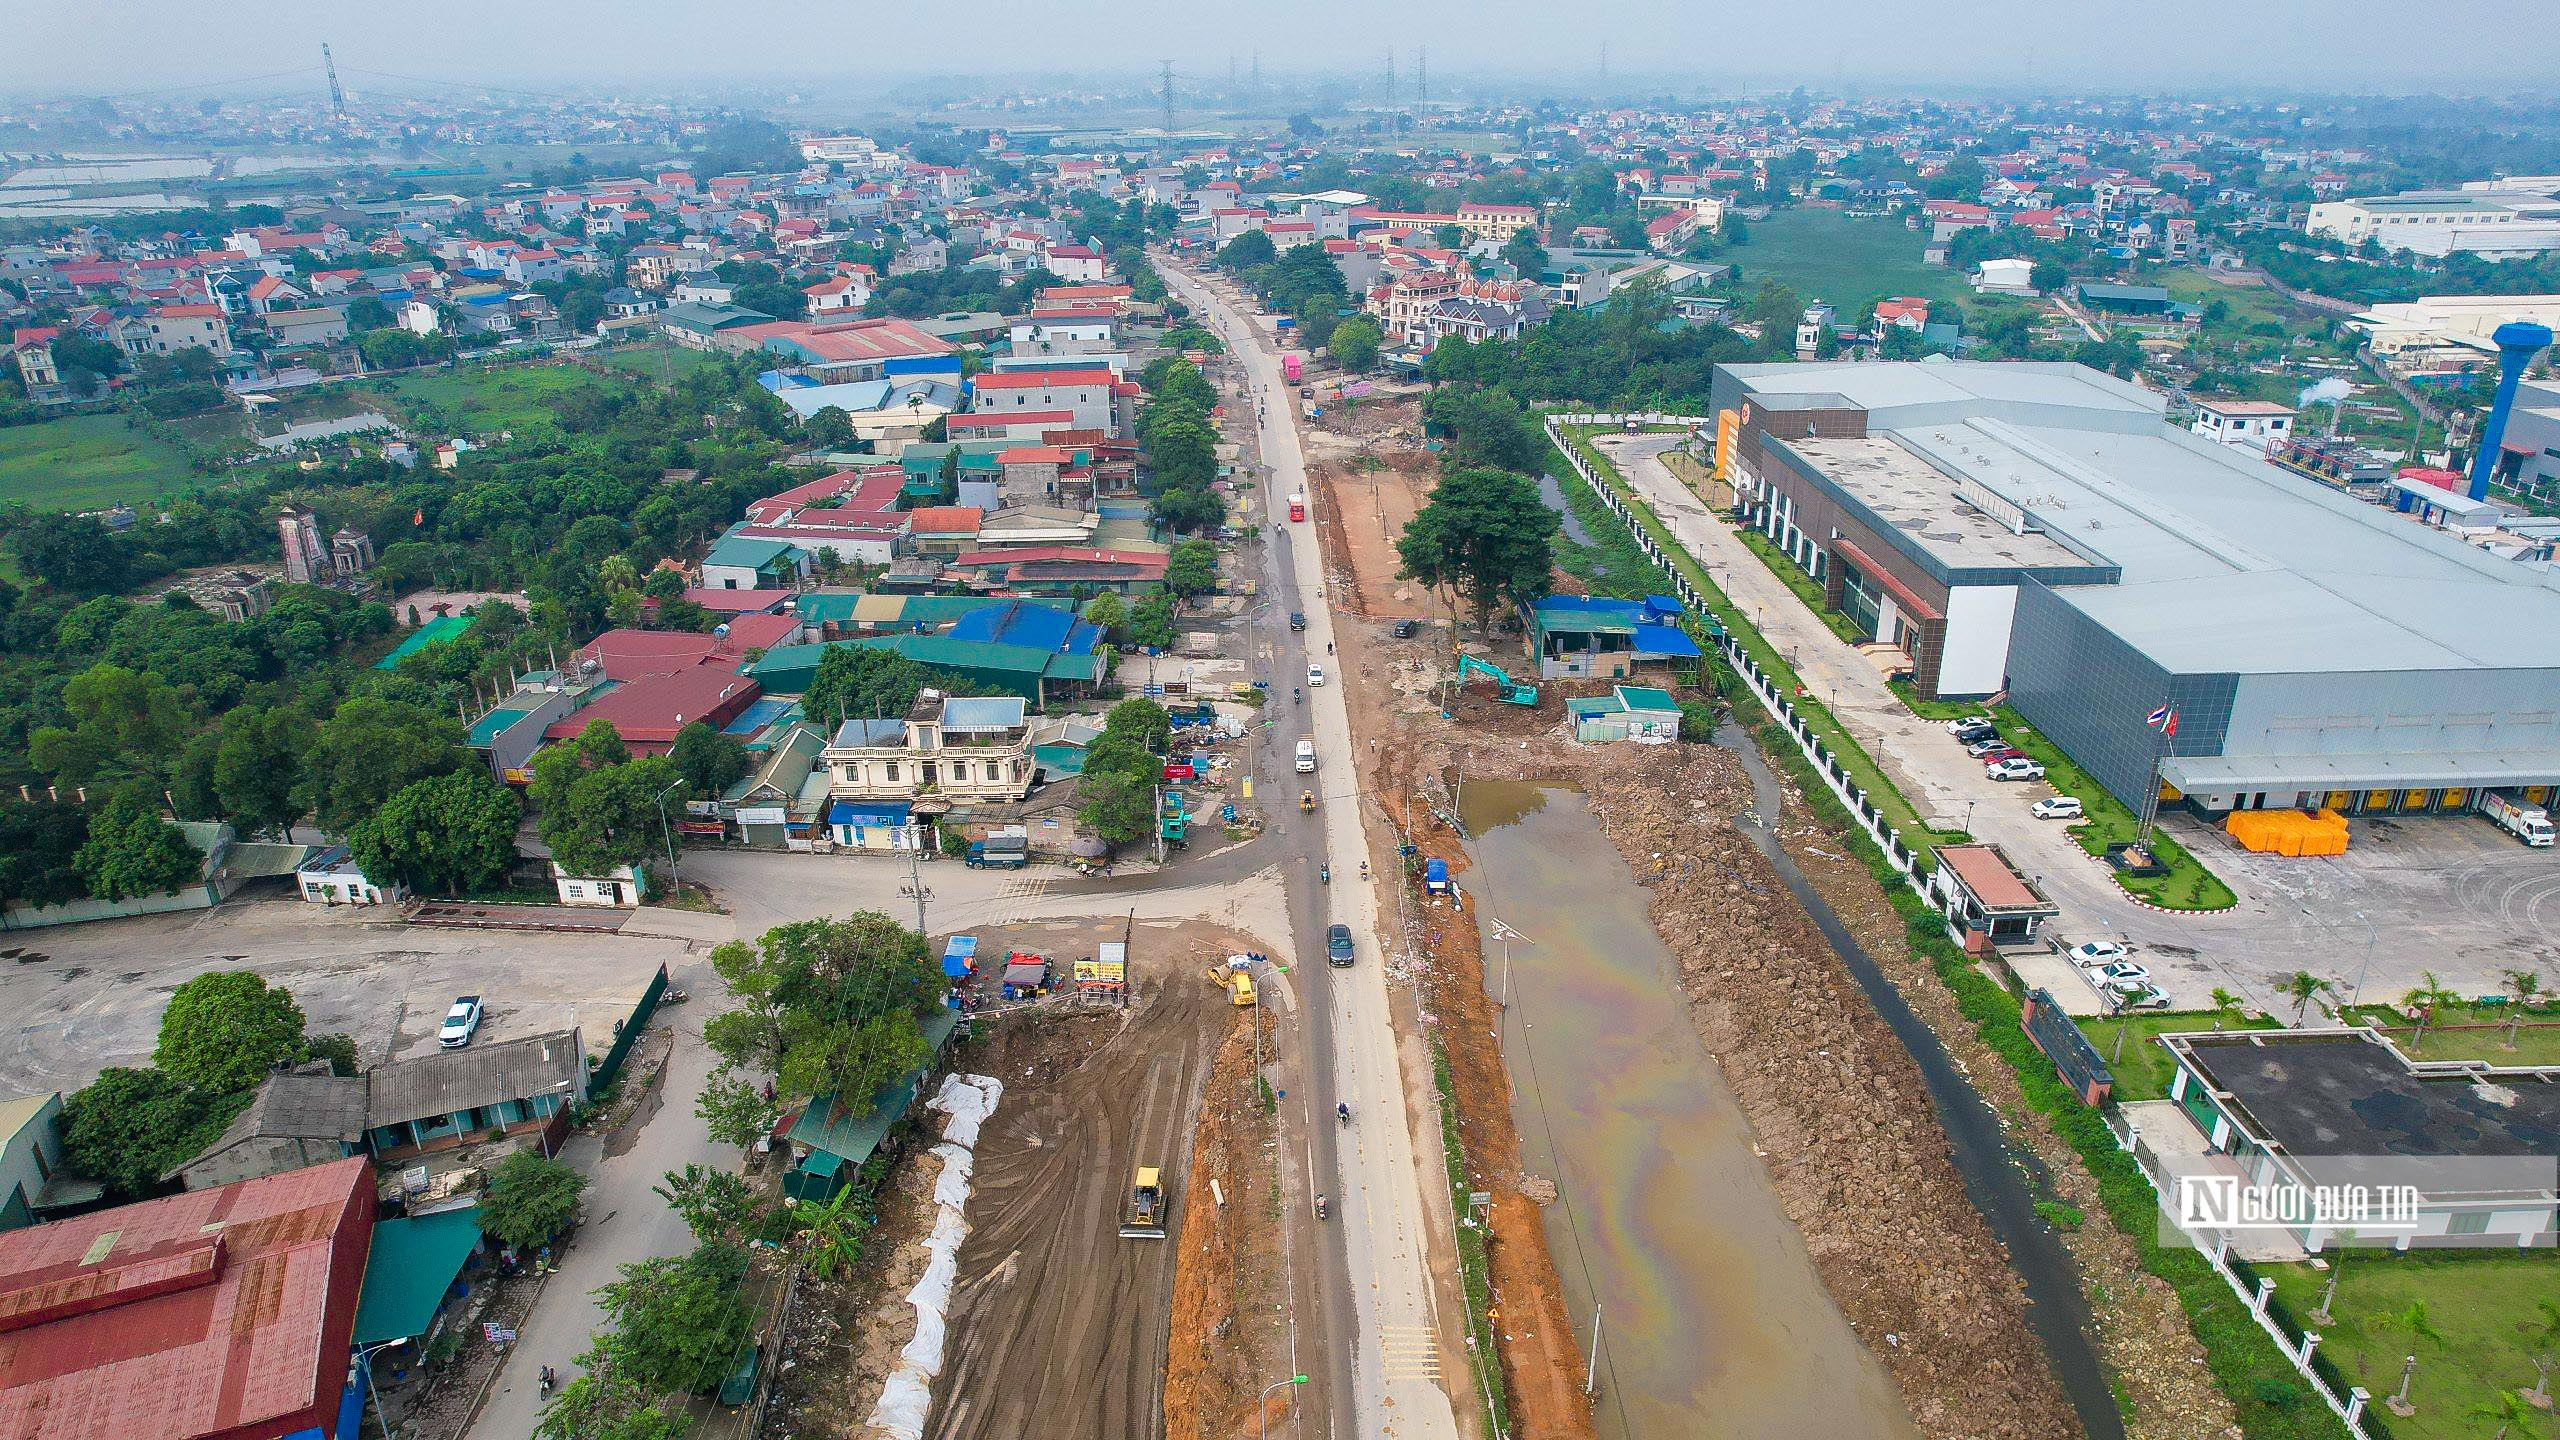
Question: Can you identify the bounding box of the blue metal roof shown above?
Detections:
[1630,623,1702,658]
[945,598,1101,657]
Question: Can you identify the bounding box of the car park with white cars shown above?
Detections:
[2030,796,2084,820]
[2067,941,2130,966]
[1986,757,2047,781]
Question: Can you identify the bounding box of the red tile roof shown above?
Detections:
[906,505,985,534]
[545,660,760,748]
[0,1157,374,1440]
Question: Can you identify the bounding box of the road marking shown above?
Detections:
[1380,1324,1442,1379]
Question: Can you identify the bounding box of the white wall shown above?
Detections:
[1938,585,2019,697]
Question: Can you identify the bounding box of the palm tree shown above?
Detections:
[2401,971,2460,1048]
[2502,969,2547,1049]
[2280,970,2338,1025]
[2525,1298,2560,1410]
[2470,1390,2536,1440]
[2210,986,2242,1014]
[2377,1299,2446,1415]
[2309,1228,2357,1326]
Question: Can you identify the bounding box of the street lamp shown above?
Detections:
[349,1339,409,1440]
[1258,1375,1310,1440]
[652,779,683,887]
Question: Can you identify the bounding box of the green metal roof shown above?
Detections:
[468,704,536,746]
[707,535,800,569]
[374,615,474,670]
[353,1208,483,1345]
[785,1008,962,1165]
[1616,686,1679,712]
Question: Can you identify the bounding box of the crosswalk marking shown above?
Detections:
[1381,1324,1442,1380]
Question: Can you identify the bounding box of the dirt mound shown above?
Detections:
[1161,1007,1287,1440]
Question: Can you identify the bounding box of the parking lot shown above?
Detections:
[1610,434,2560,1021]
[0,898,682,1097]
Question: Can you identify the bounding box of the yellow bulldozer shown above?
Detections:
[1121,1166,1168,1239]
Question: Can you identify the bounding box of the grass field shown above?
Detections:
[1722,208,1972,310]
[356,363,633,436]
[0,412,208,511]
[591,342,733,383]
[2263,1252,2559,1440]
[2336,1002,2560,1066]
[2074,1010,2281,1100]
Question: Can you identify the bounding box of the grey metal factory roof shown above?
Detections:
[1787,435,2090,571]
[2162,748,2560,792]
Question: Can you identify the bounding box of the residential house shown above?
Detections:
[0,1094,92,1231]
[823,690,1039,806]
[295,844,407,906]
[169,1065,367,1192]
[364,1029,589,1161]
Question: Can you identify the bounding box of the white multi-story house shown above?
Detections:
[821,691,1038,806]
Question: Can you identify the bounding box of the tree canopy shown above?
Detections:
[346,769,523,896]
[1396,467,1560,632]
[529,721,684,879]
[155,970,310,1095]
[701,913,942,1105]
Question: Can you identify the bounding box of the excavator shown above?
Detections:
[1456,654,1539,706]
[1121,1166,1168,1239]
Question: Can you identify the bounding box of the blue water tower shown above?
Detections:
[2467,320,2555,500]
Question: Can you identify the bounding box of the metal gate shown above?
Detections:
[589,963,670,1094]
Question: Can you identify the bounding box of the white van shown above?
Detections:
[1294,740,1318,774]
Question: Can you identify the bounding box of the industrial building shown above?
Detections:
[1710,359,2560,818]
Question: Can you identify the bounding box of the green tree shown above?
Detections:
[531,727,685,881]
[799,1180,868,1280]
[2029,260,2070,295]
[156,971,307,1094]
[346,769,523,895]
[2501,969,2547,1047]
[303,695,469,832]
[1142,415,1219,491]
[2401,971,2460,1046]
[10,514,132,595]
[27,664,197,786]
[1102,697,1173,756]
[799,645,961,730]
[1126,593,1178,650]
[481,1151,588,1249]
[1164,539,1219,601]
[670,722,750,798]
[206,706,310,836]
[1075,769,1155,853]
[74,793,202,901]
[695,1072,781,1149]
[59,1068,225,1198]
[592,1244,753,1395]
[1395,467,1559,632]
[1329,315,1383,371]
[654,1164,756,1244]
[2279,970,2337,1024]
[1499,227,1548,278]
[1216,228,1276,271]
[702,914,941,1104]
[1080,592,1127,643]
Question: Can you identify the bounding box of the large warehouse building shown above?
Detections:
[1708,359,2560,818]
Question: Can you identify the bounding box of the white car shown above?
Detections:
[1987,757,2046,782]
[2069,941,2131,967]
[1941,715,1995,734]
[1964,736,2013,758]
[2106,981,2174,1011]
[1306,663,1326,687]
[2031,796,2085,820]
[2092,961,2152,988]
[438,996,484,1049]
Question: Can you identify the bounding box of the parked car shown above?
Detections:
[2068,941,2132,966]
[438,995,483,1049]
[2030,796,2085,820]
[1965,736,2013,758]
[1307,663,1326,687]
[2105,981,2174,1011]
[1326,923,1355,968]
[1973,745,2026,765]
[1951,724,1999,746]
[2091,960,2152,987]
[1942,715,1995,734]
[1987,757,2047,781]
[1288,612,1306,632]
[1389,618,1419,639]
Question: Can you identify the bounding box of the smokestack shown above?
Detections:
[2468,320,2554,501]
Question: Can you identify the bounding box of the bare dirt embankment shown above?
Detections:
[1161,1002,1291,1440]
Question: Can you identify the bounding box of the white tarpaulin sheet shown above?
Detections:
[863,1073,1004,1440]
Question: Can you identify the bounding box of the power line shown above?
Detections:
[63,65,322,104]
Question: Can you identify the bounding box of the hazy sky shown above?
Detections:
[6,0,2558,102]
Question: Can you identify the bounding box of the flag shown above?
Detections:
[2146,705,2178,738]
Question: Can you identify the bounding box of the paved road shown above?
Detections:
[1167,260,1464,1440]
[1605,431,2560,1008]
[464,955,724,1440]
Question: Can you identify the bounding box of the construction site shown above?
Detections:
[760,916,1300,1440]
[1305,395,2235,1439]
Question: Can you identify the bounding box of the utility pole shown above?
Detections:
[321,43,348,121]
[1597,39,1609,91]
[904,839,931,938]
[1584,1304,1604,1395]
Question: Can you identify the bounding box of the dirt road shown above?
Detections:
[924,921,1258,1440]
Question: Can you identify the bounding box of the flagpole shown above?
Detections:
[2136,701,2172,848]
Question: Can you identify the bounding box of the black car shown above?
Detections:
[1389,618,1418,639]
[1326,923,1355,967]
[1951,723,1998,745]
[1289,612,1307,632]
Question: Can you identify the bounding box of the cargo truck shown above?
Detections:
[2480,790,2556,847]
[1288,493,1306,522]
[1281,352,1304,382]
[964,826,1031,868]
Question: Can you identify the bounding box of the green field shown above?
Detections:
[591,342,733,383]
[356,363,634,436]
[1722,208,1973,310]
[2074,1010,2281,1100]
[2263,1252,2559,1440]
[0,412,208,511]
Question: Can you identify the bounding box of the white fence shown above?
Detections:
[1544,413,1942,907]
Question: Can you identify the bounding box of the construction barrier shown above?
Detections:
[2223,808,2348,857]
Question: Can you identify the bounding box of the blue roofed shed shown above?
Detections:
[1529,595,1702,680]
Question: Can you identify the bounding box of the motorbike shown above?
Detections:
[538,1367,556,1397]
[1358,860,1370,881]
[1319,864,1329,884]
[1315,1193,1329,1221]
[1337,1102,1350,1126]
[1299,792,1315,813]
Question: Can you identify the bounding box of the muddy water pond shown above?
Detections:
[1459,779,1916,1440]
